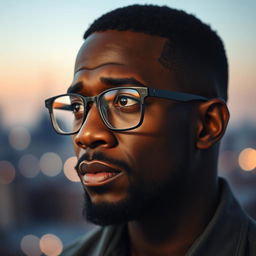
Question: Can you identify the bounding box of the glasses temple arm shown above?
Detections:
[147,87,209,102]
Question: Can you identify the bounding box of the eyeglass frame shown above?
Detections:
[45,86,210,135]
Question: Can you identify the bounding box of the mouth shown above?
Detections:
[78,161,123,186]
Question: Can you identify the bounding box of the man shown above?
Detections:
[45,4,256,256]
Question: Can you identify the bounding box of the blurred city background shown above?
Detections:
[0,0,255,255]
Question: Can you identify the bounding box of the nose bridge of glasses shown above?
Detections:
[79,94,103,128]
[82,95,97,104]
[79,95,98,114]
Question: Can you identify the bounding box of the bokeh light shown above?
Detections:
[39,234,63,256]
[8,126,31,150]
[39,152,62,177]
[19,154,40,178]
[63,156,80,182]
[0,161,16,184]
[238,148,256,171]
[20,234,41,256]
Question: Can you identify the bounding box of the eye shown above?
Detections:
[70,102,82,112]
[114,95,139,107]
[70,102,84,119]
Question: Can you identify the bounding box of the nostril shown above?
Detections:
[77,141,87,149]
[90,140,107,149]
[75,138,108,149]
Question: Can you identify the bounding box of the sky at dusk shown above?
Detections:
[0,0,255,128]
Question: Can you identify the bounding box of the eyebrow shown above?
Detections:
[67,77,145,93]
[100,77,145,86]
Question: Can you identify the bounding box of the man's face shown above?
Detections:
[70,30,196,225]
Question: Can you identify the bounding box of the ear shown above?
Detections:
[196,99,230,149]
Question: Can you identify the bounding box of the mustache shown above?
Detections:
[75,151,132,174]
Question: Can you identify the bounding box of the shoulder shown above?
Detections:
[187,179,256,256]
[246,216,256,255]
[60,225,123,256]
[60,226,104,256]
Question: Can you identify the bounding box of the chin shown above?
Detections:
[82,170,183,226]
[83,193,138,226]
[82,183,153,226]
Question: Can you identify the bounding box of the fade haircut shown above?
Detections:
[83,4,228,101]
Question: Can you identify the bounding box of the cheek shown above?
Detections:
[118,129,183,183]
[117,103,192,182]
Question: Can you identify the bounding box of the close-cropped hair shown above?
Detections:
[83,4,228,101]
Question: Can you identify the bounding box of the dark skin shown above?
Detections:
[69,30,229,256]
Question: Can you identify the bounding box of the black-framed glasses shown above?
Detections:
[45,86,208,135]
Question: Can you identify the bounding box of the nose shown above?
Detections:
[73,103,117,150]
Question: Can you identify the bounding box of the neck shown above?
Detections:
[128,175,219,256]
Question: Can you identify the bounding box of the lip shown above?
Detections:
[78,161,123,187]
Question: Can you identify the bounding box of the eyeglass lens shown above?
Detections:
[51,88,142,133]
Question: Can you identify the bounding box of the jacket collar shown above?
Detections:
[75,178,249,256]
[186,178,249,256]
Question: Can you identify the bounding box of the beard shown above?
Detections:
[82,167,183,226]
[83,184,150,226]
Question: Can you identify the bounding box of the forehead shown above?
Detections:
[74,30,178,90]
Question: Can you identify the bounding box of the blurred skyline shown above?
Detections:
[0,0,255,127]
[1,106,256,255]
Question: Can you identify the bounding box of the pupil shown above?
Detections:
[120,97,127,106]
[74,104,80,111]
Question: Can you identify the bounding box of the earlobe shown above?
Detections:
[196,99,230,149]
